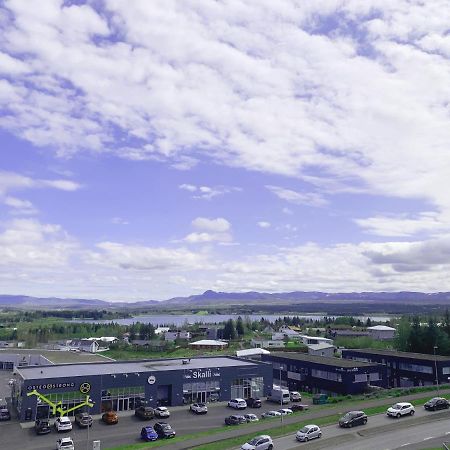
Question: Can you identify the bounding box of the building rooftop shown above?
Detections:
[343,348,450,362]
[0,348,109,364]
[269,352,378,368]
[307,343,335,351]
[17,356,257,380]
[236,348,270,357]
[367,325,396,331]
[188,340,227,346]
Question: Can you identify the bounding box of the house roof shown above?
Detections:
[343,348,450,362]
[307,343,335,351]
[269,352,378,368]
[189,339,227,347]
[236,348,270,357]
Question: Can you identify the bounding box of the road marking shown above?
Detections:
[400,444,411,447]
[446,431,450,435]
[423,437,434,440]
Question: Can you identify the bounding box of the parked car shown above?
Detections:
[102,410,119,424]
[424,397,450,411]
[291,404,309,412]
[290,391,302,402]
[190,403,208,414]
[225,414,247,425]
[154,422,176,438]
[56,437,75,450]
[241,435,274,450]
[228,398,247,409]
[339,411,367,428]
[278,408,293,415]
[296,424,322,442]
[35,419,51,435]
[54,416,73,432]
[387,402,415,418]
[244,413,259,422]
[261,410,282,419]
[154,406,170,418]
[141,426,158,442]
[74,412,93,428]
[135,406,155,420]
[247,398,262,408]
[0,404,10,421]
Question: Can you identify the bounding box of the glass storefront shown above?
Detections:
[231,377,264,399]
[36,391,87,419]
[101,386,145,412]
[183,381,220,404]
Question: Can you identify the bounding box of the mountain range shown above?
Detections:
[1,290,450,309]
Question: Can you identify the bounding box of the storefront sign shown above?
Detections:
[184,368,221,379]
[27,382,75,391]
[147,375,156,385]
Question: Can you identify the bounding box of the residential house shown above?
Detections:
[307,343,335,358]
[367,325,396,340]
[69,339,99,353]
[188,339,228,350]
[164,330,191,342]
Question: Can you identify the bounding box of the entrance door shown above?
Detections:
[197,391,207,403]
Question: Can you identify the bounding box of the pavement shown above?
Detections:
[2,386,450,450]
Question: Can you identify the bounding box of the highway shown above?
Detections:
[256,408,450,450]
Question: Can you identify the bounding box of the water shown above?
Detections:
[71,313,394,326]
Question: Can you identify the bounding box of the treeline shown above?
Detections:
[395,312,450,355]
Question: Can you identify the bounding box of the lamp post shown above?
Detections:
[279,366,283,425]
[433,346,440,397]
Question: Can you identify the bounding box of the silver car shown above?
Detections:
[296,424,322,442]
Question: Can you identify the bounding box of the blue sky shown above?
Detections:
[1,0,450,300]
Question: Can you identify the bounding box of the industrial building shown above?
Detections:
[13,356,272,421]
[262,352,387,395]
[342,348,450,388]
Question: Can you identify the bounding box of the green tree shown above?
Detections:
[236,316,245,337]
[223,319,237,340]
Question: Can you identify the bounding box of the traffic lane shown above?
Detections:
[0,370,12,402]
[394,434,450,450]
[264,406,450,450]
[311,415,450,450]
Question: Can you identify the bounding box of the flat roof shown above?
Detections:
[18,356,258,380]
[0,349,109,364]
[343,348,450,362]
[269,352,378,368]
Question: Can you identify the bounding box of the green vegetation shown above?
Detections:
[334,336,393,350]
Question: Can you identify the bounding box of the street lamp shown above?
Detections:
[279,367,283,425]
[433,346,440,397]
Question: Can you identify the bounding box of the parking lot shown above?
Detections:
[0,369,13,405]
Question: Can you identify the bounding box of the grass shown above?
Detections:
[107,391,450,450]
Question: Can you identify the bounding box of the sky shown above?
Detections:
[1,0,450,301]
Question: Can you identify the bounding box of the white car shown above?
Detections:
[228,398,247,409]
[56,437,74,450]
[154,406,170,418]
[190,403,208,414]
[387,402,415,418]
[290,391,302,402]
[55,417,73,432]
[244,413,259,422]
[261,410,282,419]
[241,435,273,450]
[278,408,293,415]
[296,424,322,442]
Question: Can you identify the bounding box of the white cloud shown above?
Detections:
[257,221,271,228]
[282,207,293,215]
[181,217,233,244]
[266,185,327,207]
[179,183,241,200]
[4,196,37,215]
[111,217,129,225]
[192,217,231,233]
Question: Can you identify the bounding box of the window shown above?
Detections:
[231,377,263,399]
[398,363,433,374]
[311,369,342,382]
[443,367,450,375]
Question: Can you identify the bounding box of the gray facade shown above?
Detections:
[15,356,272,421]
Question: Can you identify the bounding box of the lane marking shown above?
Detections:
[400,444,411,447]
[423,437,434,440]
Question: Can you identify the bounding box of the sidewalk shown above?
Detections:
[167,388,450,450]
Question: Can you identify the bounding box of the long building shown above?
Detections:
[14,356,272,421]
[262,352,387,395]
[342,348,450,388]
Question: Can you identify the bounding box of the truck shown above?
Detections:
[267,388,290,404]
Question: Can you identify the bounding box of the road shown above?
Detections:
[260,408,450,450]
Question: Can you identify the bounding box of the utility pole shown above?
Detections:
[434,346,440,397]
[279,366,283,425]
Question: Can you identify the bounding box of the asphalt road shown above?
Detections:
[258,408,450,450]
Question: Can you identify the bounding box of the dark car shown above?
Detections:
[224,414,247,425]
[339,410,367,428]
[0,404,11,421]
[141,426,158,441]
[135,406,155,420]
[247,398,262,408]
[291,404,309,412]
[154,422,176,438]
[35,419,51,435]
[75,412,93,428]
[424,397,450,411]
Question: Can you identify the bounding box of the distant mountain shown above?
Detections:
[1,290,450,309]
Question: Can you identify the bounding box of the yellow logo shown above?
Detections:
[80,382,91,394]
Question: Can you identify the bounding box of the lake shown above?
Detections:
[72,313,395,326]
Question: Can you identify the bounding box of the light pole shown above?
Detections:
[433,346,440,397]
[279,367,283,425]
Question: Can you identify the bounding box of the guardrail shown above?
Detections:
[443,442,449,450]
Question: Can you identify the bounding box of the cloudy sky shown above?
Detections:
[1,0,450,301]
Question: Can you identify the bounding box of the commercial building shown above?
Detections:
[342,348,450,388]
[307,343,335,358]
[262,352,386,395]
[14,356,272,421]
[367,325,396,340]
